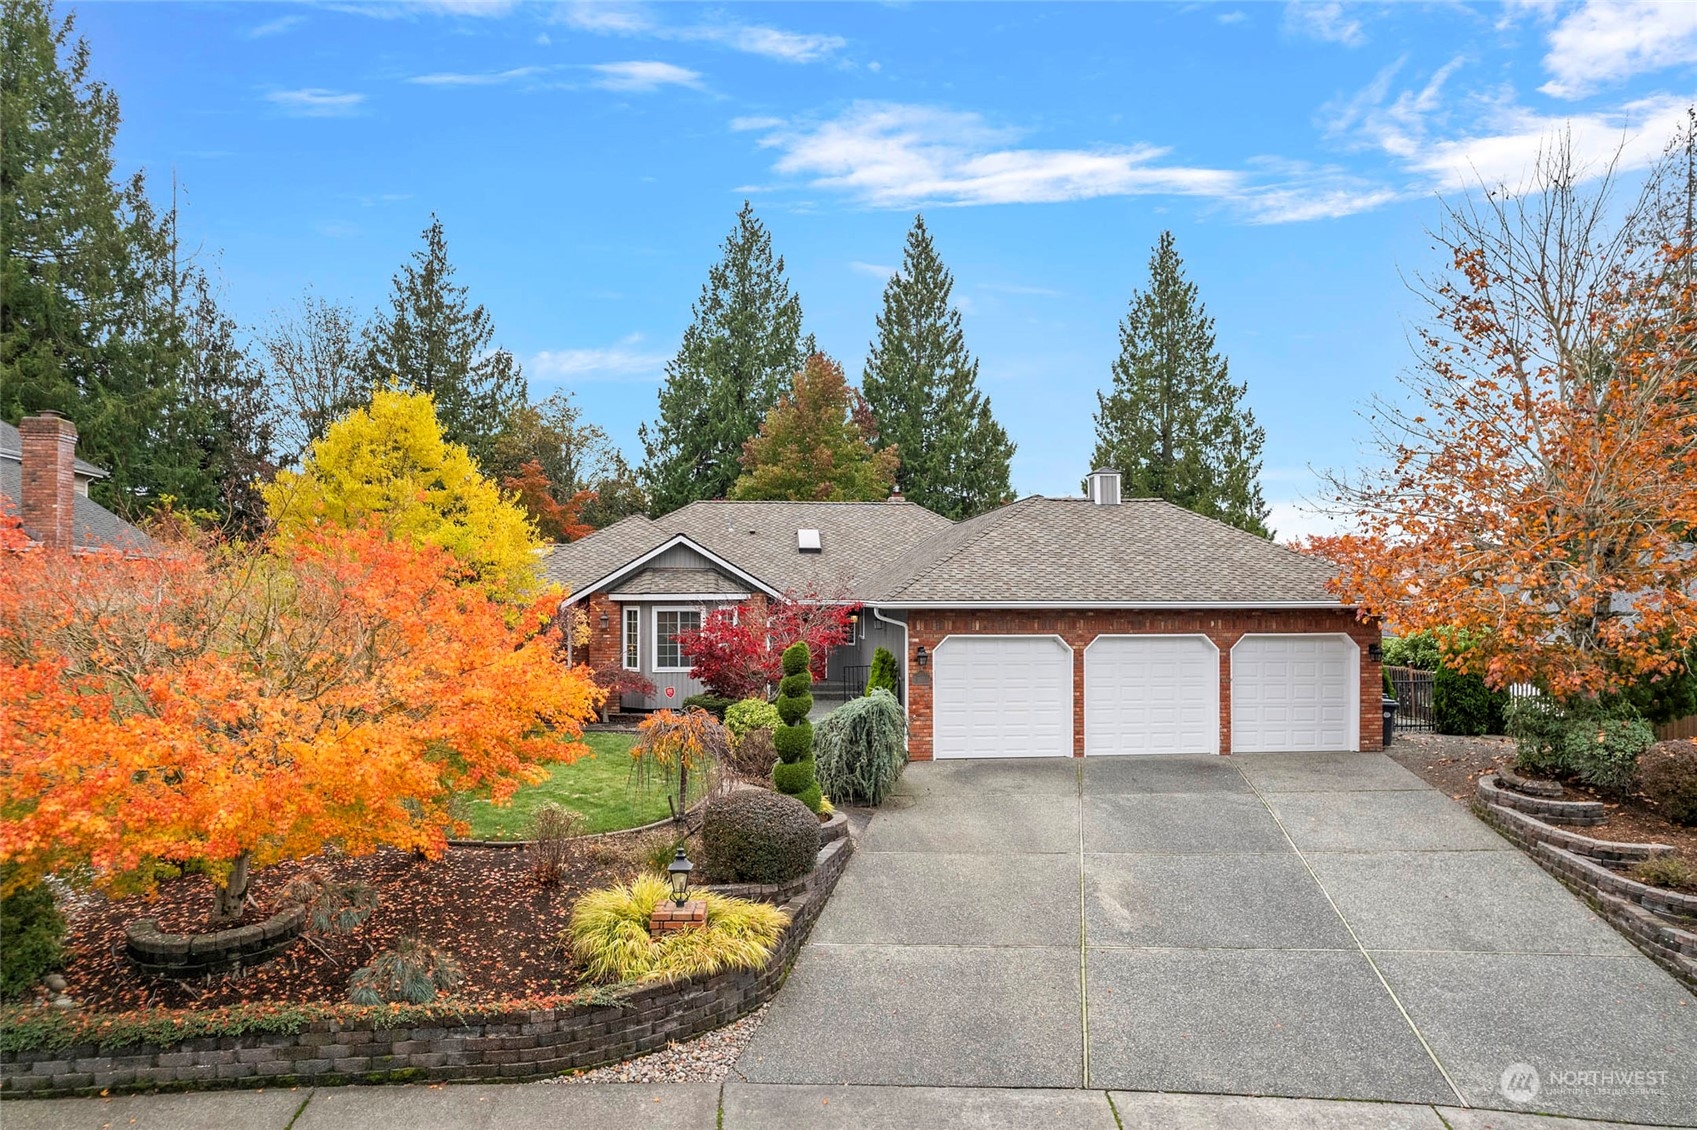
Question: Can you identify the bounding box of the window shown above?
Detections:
[654,608,701,671]
[622,607,640,670]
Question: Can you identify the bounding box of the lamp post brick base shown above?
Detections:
[650,900,706,938]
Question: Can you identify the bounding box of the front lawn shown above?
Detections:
[461,731,701,839]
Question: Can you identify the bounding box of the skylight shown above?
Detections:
[798,528,822,553]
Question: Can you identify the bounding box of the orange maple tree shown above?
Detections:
[0,517,602,921]
[1313,137,1697,699]
[502,459,595,543]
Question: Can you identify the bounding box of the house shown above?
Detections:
[0,413,155,554]
[541,470,1381,760]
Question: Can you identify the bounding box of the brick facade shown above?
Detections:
[903,607,1381,760]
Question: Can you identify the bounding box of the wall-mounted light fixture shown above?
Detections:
[1367,642,1383,662]
[915,645,929,669]
[600,609,611,629]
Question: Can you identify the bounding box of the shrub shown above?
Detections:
[816,690,907,806]
[1434,665,1507,736]
[1382,667,1395,699]
[772,642,823,812]
[526,804,587,887]
[347,937,463,1005]
[633,709,728,819]
[681,694,733,720]
[1383,631,1444,670]
[1638,741,1697,826]
[701,789,820,884]
[725,698,783,747]
[278,867,378,934]
[866,647,899,696]
[1569,713,1655,793]
[1633,855,1697,892]
[1508,695,1570,777]
[0,872,64,1001]
[568,874,790,983]
[725,727,778,783]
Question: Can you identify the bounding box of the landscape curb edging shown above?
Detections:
[124,906,308,977]
[1476,773,1606,825]
[1473,790,1697,993]
[0,836,853,1097]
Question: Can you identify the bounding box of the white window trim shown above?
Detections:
[622,606,640,671]
[652,605,704,673]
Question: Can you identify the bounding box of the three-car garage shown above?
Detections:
[927,631,1360,759]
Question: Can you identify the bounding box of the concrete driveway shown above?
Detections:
[737,753,1697,1126]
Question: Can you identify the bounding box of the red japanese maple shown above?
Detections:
[679,591,855,700]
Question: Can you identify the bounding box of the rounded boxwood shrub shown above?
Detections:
[702,788,821,884]
[1639,741,1697,826]
[726,698,782,747]
[816,689,907,806]
[772,642,823,812]
[681,693,733,720]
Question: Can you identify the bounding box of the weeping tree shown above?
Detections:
[772,642,823,812]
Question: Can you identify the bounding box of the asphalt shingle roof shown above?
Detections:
[869,496,1340,604]
[609,568,750,596]
[0,421,107,479]
[540,494,1343,607]
[539,500,952,600]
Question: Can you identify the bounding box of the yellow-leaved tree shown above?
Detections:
[264,388,542,602]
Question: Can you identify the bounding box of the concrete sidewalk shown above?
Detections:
[3,1083,1691,1129]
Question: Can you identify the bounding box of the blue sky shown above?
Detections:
[74,1,1697,536]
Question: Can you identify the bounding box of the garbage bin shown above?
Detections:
[1381,696,1398,746]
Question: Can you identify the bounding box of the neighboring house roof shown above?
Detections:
[0,420,109,480]
[868,496,1340,606]
[0,460,156,554]
[544,493,1343,608]
[541,500,953,600]
[609,568,750,596]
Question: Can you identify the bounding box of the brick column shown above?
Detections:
[19,412,78,550]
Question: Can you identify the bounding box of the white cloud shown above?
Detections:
[408,66,547,86]
[248,14,303,38]
[739,101,1396,222]
[559,3,844,64]
[1267,499,1347,544]
[266,88,365,117]
[588,61,702,92]
[1216,10,1248,26]
[850,261,895,279]
[1284,1,1365,48]
[529,336,669,383]
[1541,0,1697,99]
[742,102,1240,208]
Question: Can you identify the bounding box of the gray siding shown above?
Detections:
[646,544,720,572]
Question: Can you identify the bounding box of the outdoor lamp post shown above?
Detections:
[667,848,694,907]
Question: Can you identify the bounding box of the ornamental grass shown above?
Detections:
[567,875,789,984]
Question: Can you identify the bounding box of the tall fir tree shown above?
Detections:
[862,215,1014,521]
[1090,231,1270,537]
[639,202,811,516]
[359,216,527,470]
[2,0,191,515]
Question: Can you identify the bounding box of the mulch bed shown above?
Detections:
[55,845,632,1014]
[1387,731,1697,860]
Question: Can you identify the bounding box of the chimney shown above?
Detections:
[1086,468,1122,506]
[888,483,904,503]
[20,411,78,550]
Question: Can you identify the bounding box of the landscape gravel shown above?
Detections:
[543,1002,770,1084]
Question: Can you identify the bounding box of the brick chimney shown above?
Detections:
[19,412,78,550]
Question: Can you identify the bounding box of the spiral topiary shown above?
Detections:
[772,641,823,812]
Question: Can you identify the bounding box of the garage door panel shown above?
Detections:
[1231,635,1356,753]
[933,636,1072,759]
[1084,635,1219,756]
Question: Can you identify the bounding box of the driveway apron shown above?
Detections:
[738,752,1697,1125]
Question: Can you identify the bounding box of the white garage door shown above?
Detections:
[1231,635,1356,753]
[932,635,1072,759]
[1084,635,1219,756]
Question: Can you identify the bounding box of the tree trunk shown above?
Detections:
[210,851,252,924]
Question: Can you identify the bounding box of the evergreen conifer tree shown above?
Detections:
[772,641,823,813]
[639,202,811,516]
[730,353,898,501]
[1090,231,1270,536]
[359,216,527,470]
[862,215,1014,521]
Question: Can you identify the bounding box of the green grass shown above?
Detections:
[460,732,707,840]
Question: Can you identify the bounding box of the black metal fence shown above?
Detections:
[1386,666,1435,733]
